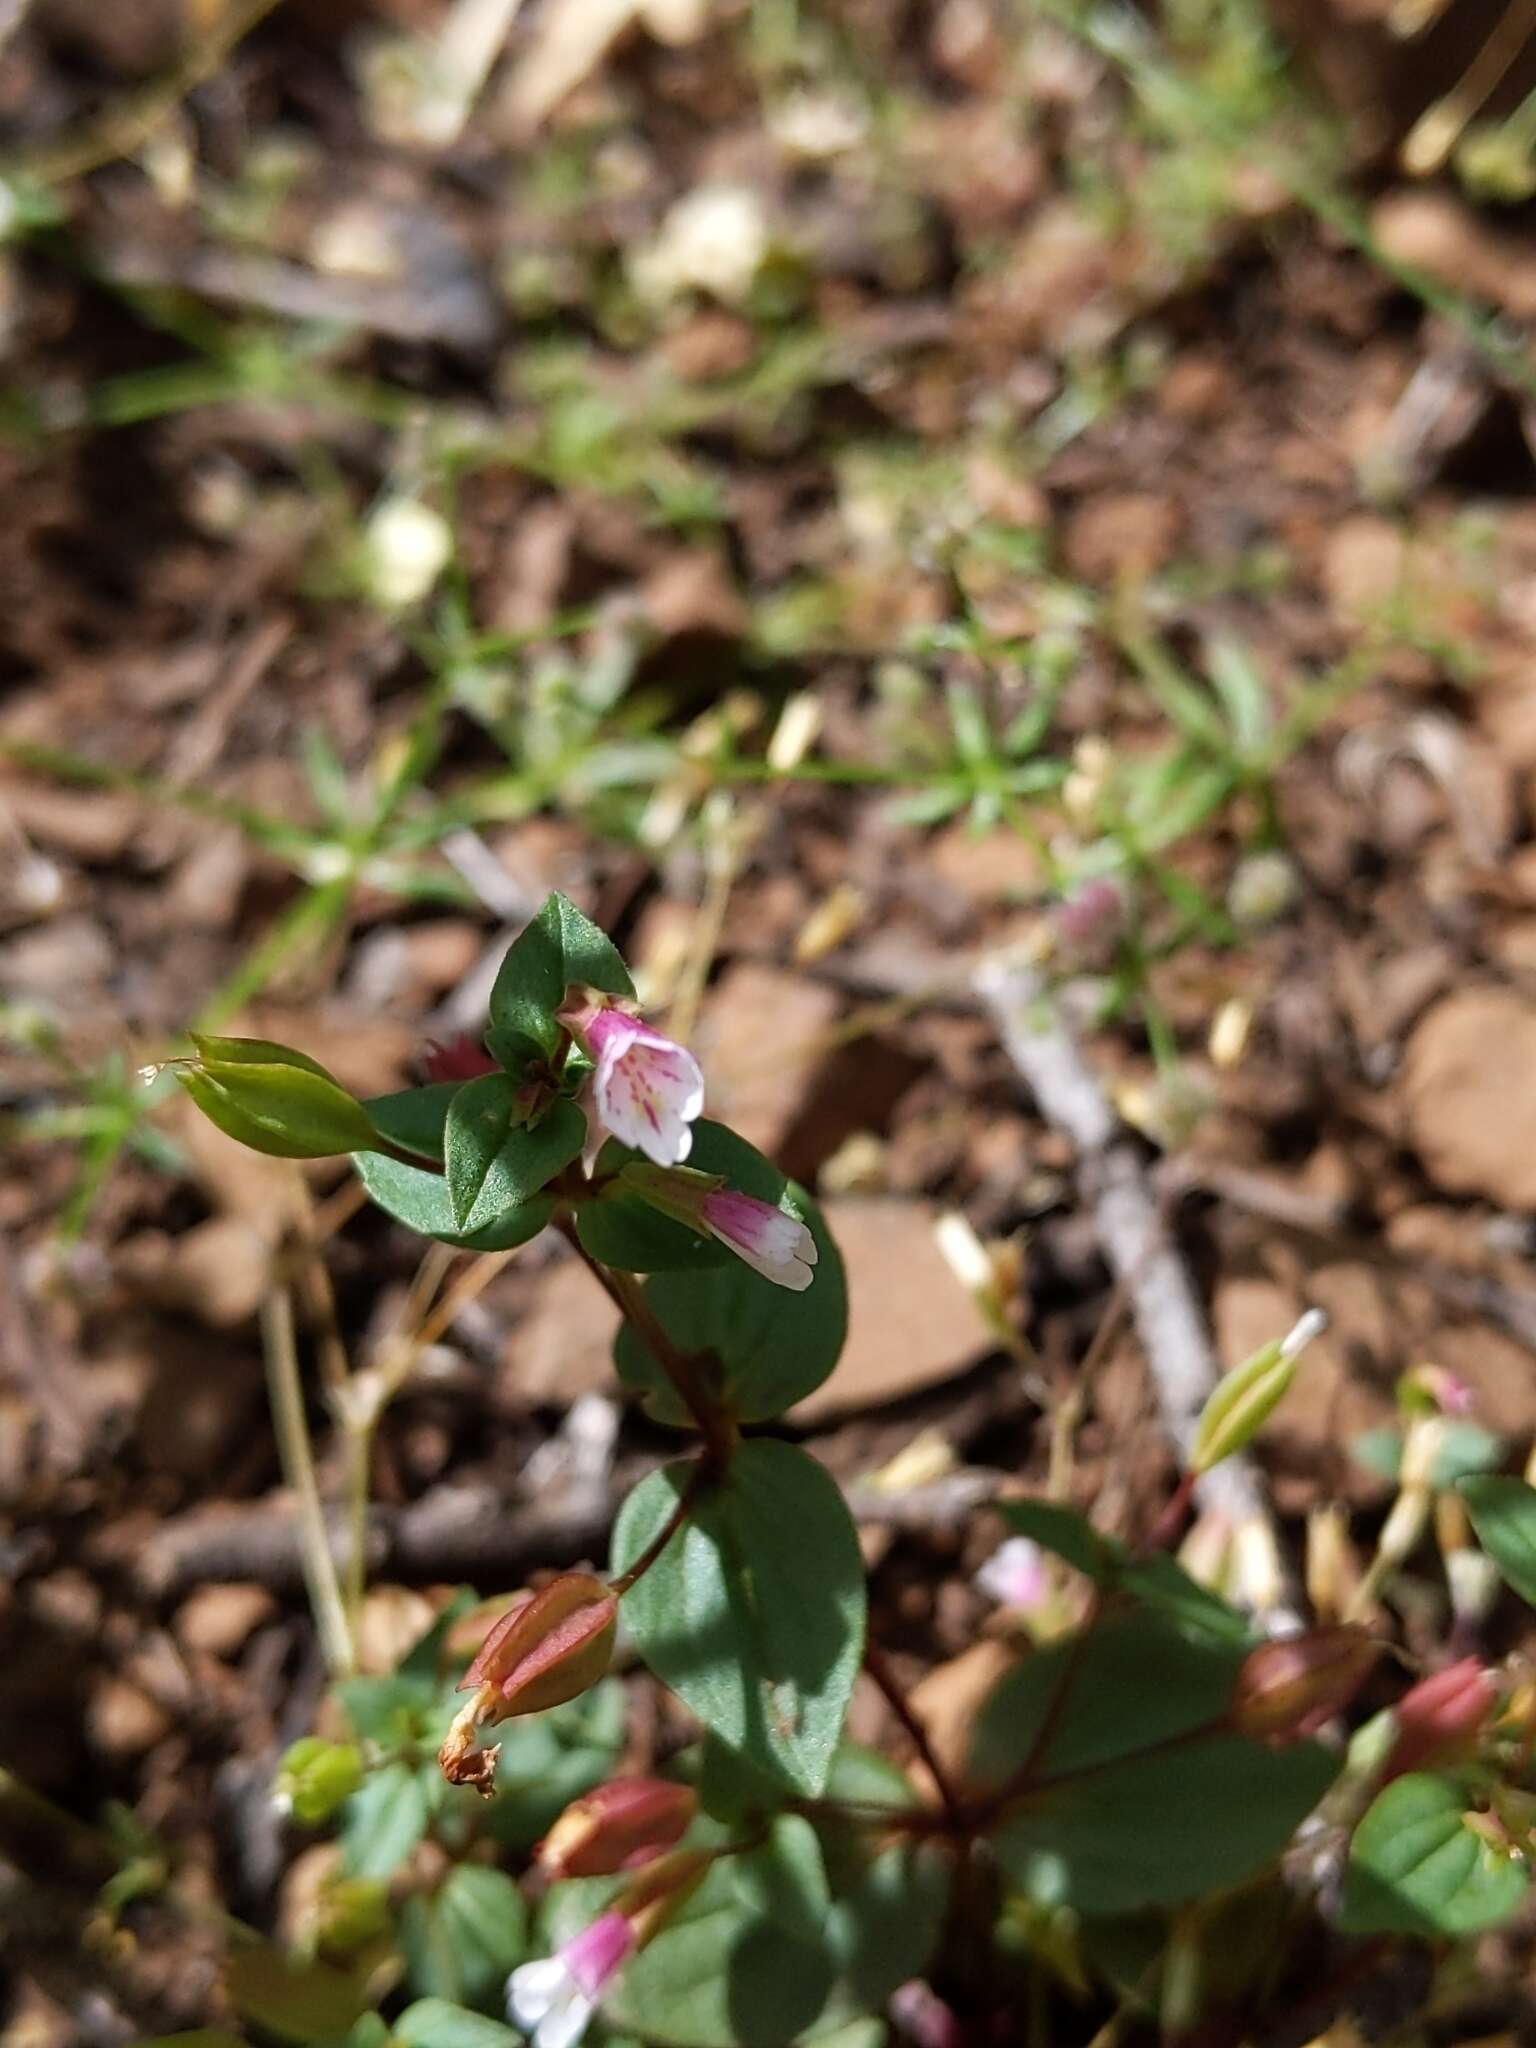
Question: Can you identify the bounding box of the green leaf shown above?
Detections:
[353,1147,554,1252]
[973,1610,1336,1913]
[364,1083,462,1163]
[611,1186,846,1424]
[489,892,633,1056]
[1338,1772,1530,1936]
[997,1500,1115,1577]
[444,1080,584,1232]
[991,1734,1335,1916]
[544,1837,946,2048]
[394,2001,524,2048]
[339,1760,430,1880]
[575,1121,777,1273]
[399,1864,528,2009]
[224,1941,372,2044]
[997,1502,1249,1645]
[732,1816,832,1944]
[612,1441,866,1796]
[1352,1422,1503,1490]
[1459,1474,1536,1605]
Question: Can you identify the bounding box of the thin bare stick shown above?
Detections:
[975,955,1295,1624]
[259,1283,353,1675]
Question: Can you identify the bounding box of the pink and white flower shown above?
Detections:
[507,1912,634,2048]
[576,1007,704,1169]
[974,1536,1048,1612]
[699,1188,818,1292]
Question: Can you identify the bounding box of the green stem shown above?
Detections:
[560,1219,736,1467]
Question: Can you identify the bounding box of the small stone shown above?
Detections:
[791,1200,992,1423]
[1402,990,1536,1209]
[503,1257,622,1406]
[88,1676,173,1757]
[1063,494,1182,584]
[699,965,839,1158]
[176,1583,276,1658]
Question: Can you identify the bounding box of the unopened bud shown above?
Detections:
[1230,1626,1384,1743]
[275,1737,364,1823]
[1190,1311,1325,1475]
[440,1575,618,1793]
[1384,1659,1499,1780]
[174,1034,381,1159]
[535,1778,697,1883]
[1398,1363,1475,1418]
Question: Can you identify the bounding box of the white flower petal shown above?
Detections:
[508,1957,570,2029]
[535,1986,595,2048]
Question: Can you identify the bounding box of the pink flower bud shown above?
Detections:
[890,1980,965,2048]
[506,1852,712,2048]
[1384,1658,1499,1780]
[618,1165,819,1291]
[1054,877,1125,968]
[699,1187,818,1292]
[534,1778,696,1883]
[422,1031,499,1082]
[1230,1626,1384,1743]
[975,1536,1048,1612]
[576,1006,704,1168]
[508,1911,635,2048]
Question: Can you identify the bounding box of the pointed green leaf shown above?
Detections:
[353,1146,554,1252]
[612,1442,865,1796]
[489,892,633,1055]
[1339,1772,1530,1936]
[1459,1474,1536,1606]
[363,1082,462,1164]
[444,1079,583,1232]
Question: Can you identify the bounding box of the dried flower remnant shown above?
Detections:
[440,1574,618,1793]
[1231,1627,1385,1743]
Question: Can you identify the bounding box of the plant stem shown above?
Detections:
[863,1640,966,1825]
[259,1281,353,1675]
[560,1218,736,1466]
[610,1466,708,1595]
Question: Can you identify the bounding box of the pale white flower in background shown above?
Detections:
[361,497,453,610]
[630,184,770,306]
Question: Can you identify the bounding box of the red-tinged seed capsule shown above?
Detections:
[440,1575,619,1794]
[535,1779,697,1883]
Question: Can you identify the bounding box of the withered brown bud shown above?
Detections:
[1230,1626,1384,1743]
